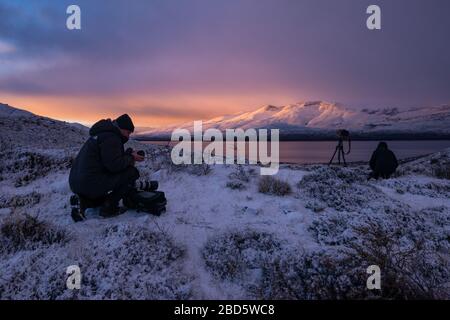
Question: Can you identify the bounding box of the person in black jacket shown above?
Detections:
[368,142,399,180]
[69,114,144,218]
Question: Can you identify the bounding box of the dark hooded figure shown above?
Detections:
[69,114,144,218]
[369,142,398,179]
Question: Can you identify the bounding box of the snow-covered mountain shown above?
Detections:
[136,101,450,140]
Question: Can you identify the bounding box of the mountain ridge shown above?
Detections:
[135,101,450,140]
[2,101,450,141]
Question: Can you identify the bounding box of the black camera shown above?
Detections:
[125,148,145,159]
[337,129,350,140]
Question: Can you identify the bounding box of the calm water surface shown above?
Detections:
[142,140,450,164]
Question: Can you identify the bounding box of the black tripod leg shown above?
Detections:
[342,151,347,166]
[329,147,338,165]
[338,149,341,164]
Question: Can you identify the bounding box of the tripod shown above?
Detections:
[328,138,347,166]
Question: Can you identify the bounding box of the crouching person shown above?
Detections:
[368,142,398,180]
[69,114,144,221]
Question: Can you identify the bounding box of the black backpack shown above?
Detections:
[123,189,167,216]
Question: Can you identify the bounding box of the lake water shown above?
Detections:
[142,140,450,164]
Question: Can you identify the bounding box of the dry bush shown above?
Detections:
[0,192,41,209]
[344,220,449,299]
[252,220,449,299]
[77,224,193,299]
[397,149,450,178]
[0,213,68,254]
[258,176,291,196]
[297,166,381,212]
[226,180,246,190]
[229,166,255,183]
[0,150,73,187]
[433,162,450,180]
[203,230,282,281]
[0,223,193,299]
[226,166,256,190]
[202,204,449,299]
[255,249,364,299]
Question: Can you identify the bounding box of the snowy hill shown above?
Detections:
[136,101,450,140]
[0,103,89,150]
[0,102,35,118]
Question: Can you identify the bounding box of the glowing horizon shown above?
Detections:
[1,92,304,127]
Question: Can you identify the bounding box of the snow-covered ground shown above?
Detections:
[0,105,449,299]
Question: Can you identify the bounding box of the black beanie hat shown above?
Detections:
[115,114,135,132]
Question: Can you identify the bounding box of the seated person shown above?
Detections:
[368,142,398,180]
[69,114,144,219]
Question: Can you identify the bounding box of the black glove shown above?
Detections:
[125,147,134,155]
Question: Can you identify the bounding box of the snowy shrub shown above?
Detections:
[189,163,212,176]
[297,166,381,212]
[202,226,448,299]
[307,197,449,251]
[258,176,291,196]
[203,230,282,281]
[75,224,193,299]
[0,223,193,299]
[152,148,179,172]
[254,249,366,299]
[226,166,257,190]
[226,180,246,190]
[226,166,255,190]
[258,234,449,300]
[0,213,68,255]
[0,150,73,186]
[0,247,76,299]
[398,149,450,178]
[308,210,358,246]
[344,218,449,299]
[304,202,450,299]
[229,166,256,183]
[0,192,41,209]
[144,145,217,176]
[433,163,450,180]
[304,199,327,213]
[249,205,450,299]
[378,179,450,199]
[168,162,212,176]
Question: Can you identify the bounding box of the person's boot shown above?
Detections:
[70,194,86,222]
[123,187,139,210]
[79,196,92,216]
[99,196,127,218]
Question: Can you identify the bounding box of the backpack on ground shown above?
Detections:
[123,189,167,216]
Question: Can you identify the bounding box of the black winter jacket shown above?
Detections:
[69,119,134,198]
[369,147,398,176]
